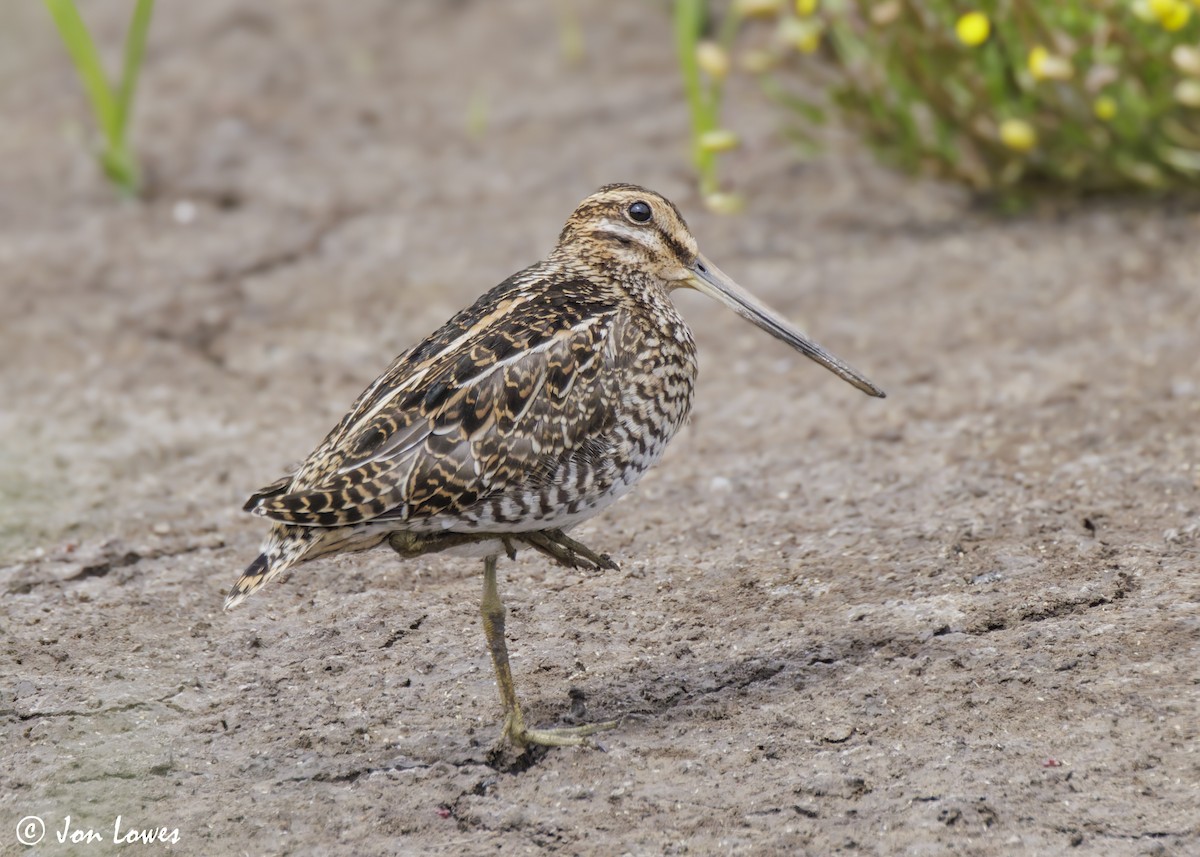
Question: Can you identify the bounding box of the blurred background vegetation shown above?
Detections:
[677,0,1200,208]
[42,0,1200,208]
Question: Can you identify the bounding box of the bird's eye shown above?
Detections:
[628,201,652,223]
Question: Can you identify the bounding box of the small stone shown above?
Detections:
[822,723,854,743]
[172,199,197,225]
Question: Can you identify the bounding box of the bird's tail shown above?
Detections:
[224,524,317,611]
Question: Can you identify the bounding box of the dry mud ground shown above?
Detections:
[2,3,1198,855]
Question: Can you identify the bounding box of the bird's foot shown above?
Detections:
[501,708,619,748]
[518,529,619,571]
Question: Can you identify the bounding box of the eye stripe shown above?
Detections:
[594,220,656,250]
[659,230,693,264]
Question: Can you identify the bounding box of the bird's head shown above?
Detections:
[555,183,885,398]
[555,183,700,280]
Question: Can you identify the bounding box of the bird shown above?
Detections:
[225,183,884,749]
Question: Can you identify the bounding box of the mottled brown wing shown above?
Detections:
[250,286,631,529]
[242,474,293,512]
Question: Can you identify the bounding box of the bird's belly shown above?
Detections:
[443,428,676,534]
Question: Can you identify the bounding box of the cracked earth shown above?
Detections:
[2,2,1198,855]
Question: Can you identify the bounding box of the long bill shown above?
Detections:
[687,253,886,398]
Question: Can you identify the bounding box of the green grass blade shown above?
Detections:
[42,0,118,140]
[674,0,714,179]
[114,0,154,140]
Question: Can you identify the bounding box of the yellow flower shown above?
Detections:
[1028,45,1073,81]
[955,11,990,46]
[1093,95,1117,121]
[1163,4,1191,28]
[796,0,819,15]
[1149,0,1192,30]
[999,118,1037,152]
[779,17,823,53]
[1028,45,1049,77]
[698,129,741,153]
[796,28,821,53]
[695,41,730,80]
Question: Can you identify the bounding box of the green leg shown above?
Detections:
[480,554,618,748]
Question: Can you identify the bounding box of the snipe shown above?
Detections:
[225,183,884,748]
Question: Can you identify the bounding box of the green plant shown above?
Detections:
[675,0,1200,201]
[819,0,1200,194]
[44,0,155,196]
[673,0,746,211]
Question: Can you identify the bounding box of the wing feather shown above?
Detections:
[250,274,630,530]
